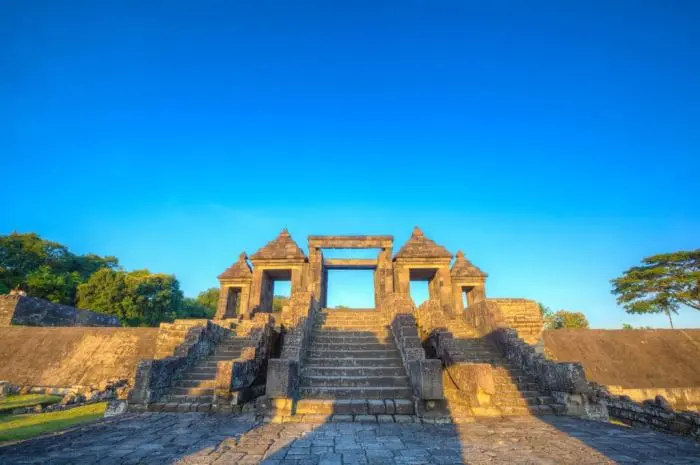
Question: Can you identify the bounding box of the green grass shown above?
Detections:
[0,402,107,443]
[0,394,62,413]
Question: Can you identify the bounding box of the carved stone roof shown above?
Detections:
[451,250,487,278]
[394,227,452,260]
[218,252,253,280]
[250,229,307,261]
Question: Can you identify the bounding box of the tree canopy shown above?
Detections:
[0,232,221,327]
[0,232,118,304]
[76,269,184,327]
[539,303,589,329]
[611,249,699,328]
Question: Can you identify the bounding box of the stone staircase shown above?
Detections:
[295,309,415,416]
[443,318,564,415]
[159,333,249,404]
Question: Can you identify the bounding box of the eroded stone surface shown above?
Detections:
[1,413,698,464]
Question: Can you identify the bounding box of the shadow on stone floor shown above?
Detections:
[2,412,699,464]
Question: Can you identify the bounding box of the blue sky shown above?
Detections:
[1,1,698,328]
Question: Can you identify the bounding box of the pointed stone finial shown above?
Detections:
[456,250,465,259]
[279,228,290,237]
[412,226,424,237]
[238,252,248,261]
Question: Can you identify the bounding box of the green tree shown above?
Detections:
[77,269,183,327]
[0,232,118,304]
[25,266,81,305]
[195,287,220,311]
[611,249,700,329]
[178,297,215,319]
[272,295,288,312]
[543,309,589,329]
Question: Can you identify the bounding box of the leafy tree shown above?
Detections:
[77,268,183,327]
[611,250,700,329]
[25,266,81,305]
[542,307,589,330]
[272,295,288,313]
[0,232,118,304]
[622,323,653,330]
[195,287,220,311]
[178,297,215,319]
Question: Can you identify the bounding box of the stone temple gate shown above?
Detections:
[214,227,490,319]
[130,226,597,423]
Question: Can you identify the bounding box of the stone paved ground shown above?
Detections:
[0,413,698,464]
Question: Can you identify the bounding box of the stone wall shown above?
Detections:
[0,326,158,387]
[544,329,700,410]
[490,298,543,346]
[0,295,120,327]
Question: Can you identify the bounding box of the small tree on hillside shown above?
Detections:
[611,249,700,329]
[539,303,589,329]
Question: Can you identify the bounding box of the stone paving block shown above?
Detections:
[377,415,395,423]
[355,415,378,423]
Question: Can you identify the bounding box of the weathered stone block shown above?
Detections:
[266,359,298,398]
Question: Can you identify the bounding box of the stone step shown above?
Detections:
[206,354,244,361]
[311,336,395,344]
[299,386,414,399]
[178,379,217,388]
[292,399,414,415]
[302,366,407,377]
[180,371,217,380]
[304,357,404,368]
[214,349,244,357]
[306,349,401,359]
[312,330,393,338]
[300,375,411,388]
[162,394,213,403]
[307,343,397,351]
[170,387,215,396]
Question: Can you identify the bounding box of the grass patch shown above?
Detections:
[0,394,62,413]
[0,402,107,443]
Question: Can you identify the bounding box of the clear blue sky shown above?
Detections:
[2,1,698,328]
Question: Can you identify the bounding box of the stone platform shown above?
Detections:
[1,413,699,464]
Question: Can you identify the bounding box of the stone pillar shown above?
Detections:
[393,264,410,295]
[291,268,304,295]
[215,284,231,319]
[321,267,328,308]
[437,267,454,311]
[308,248,323,297]
[248,268,265,316]
[452,284,465,315]
[374,248,393,310]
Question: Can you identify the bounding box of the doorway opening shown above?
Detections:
[409,268,439,306]
[260,269,291,313]
[326,269,375,309]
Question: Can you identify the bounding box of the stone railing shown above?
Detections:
[265,291,319,398]
[599,390,700,441]
[383,294,443,400]
[213,313,275,405]
[128,320,227,405]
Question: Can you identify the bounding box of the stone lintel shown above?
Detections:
[323,258,378,270]
[394,257,452,266]
[249,260,306,268]
[453,277,486,288]
[308,235,393,249]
